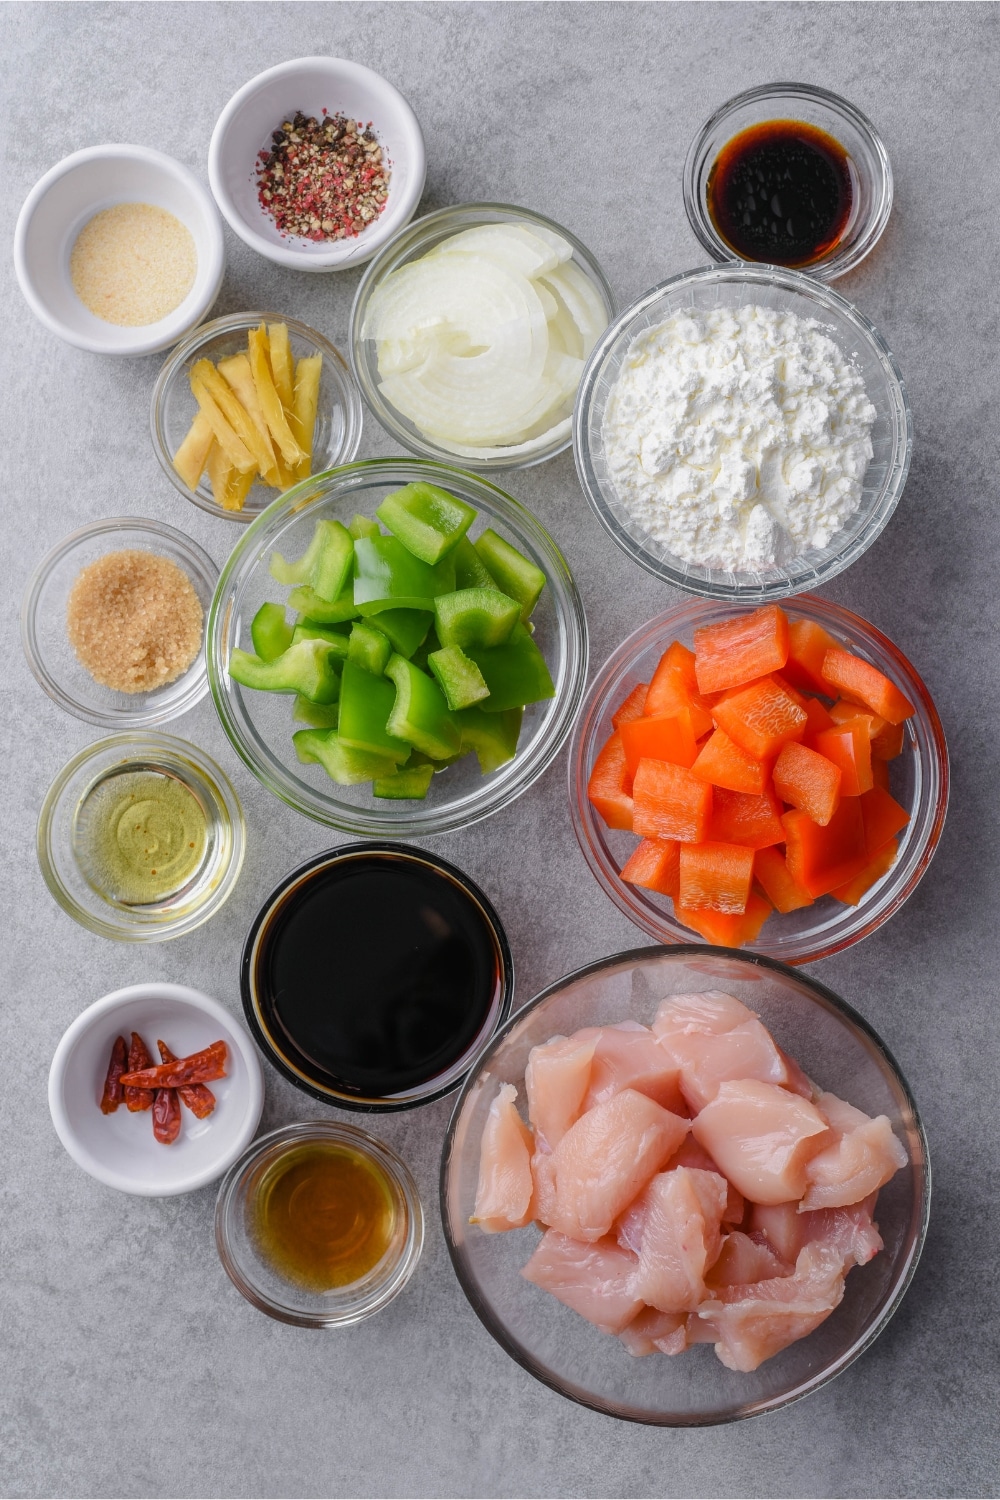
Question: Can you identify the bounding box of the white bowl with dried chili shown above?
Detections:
[209,56,426,271]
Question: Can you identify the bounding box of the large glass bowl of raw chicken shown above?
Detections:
[440,946,928,1425]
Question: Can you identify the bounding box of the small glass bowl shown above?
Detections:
[37,732,246,942]
[568,596,948,965]
[241,844,514,1111]
[349,203,616,470]
[21,516,218,728]
[441,945,930,1425]
[150,311,364,523]
[573,264,911,600]
[683,83,893,283]
[207,458,588,837]
[215,1121,424,1327]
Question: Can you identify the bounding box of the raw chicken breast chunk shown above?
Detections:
[471,1083,536,1232]
[582,1022,686,1116]
[521,1230,643,1335]
[693,1242,847,1372]
[692,1079,831,1205]
[524,1030,599,1152]
[800,1091,908,1210]
[617,1306,688,1358]
[631,1167,729,1313]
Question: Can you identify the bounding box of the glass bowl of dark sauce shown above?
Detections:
[241,843,513,1110]
[683,83,892,282]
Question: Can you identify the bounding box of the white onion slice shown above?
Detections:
[540,262,609,352]
[428,223,571,280]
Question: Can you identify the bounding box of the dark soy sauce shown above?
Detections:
[707,119,854,268]
[255,852,502,1098]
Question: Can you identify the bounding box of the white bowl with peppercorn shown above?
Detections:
[208,57,425,271]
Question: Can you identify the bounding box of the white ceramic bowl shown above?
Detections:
[208,57,425,272]
[14,145,225,356]
[49,983,264,1196]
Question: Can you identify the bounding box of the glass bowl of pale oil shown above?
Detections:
[37,731,245,941]
[214,1122,424,1326]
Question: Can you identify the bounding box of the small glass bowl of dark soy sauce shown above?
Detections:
[241,843,513,1111]
[683,83,893,282]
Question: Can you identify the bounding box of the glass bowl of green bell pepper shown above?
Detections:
[207,458,588,836]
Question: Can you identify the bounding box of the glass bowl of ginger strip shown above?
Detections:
[151,311,364,523]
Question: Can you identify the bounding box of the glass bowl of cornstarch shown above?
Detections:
[573,265,911,601]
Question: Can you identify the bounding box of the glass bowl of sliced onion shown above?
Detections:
[350,203,615,470]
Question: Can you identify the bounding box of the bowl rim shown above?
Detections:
[149,308,365,523]
[206,456,589,836]
[36,729,247,942]
[13,142,225,356]
[239,841,515,1112]
[48,980,265,1196]
[567,594,949,964]
[207,55,426,272]
[20,514,219,728]
[572,261,912,600]
[349,200,617,471]
[439,941,932,1426]
[682,81,894,283]
[214,1119,425,1326]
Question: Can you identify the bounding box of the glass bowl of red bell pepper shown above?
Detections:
[568,596,948,965]
[207,457,588,836]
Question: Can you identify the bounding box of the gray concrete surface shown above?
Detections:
[2,3,998,1496]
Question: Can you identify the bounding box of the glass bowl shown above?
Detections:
[241,843,514,1112]
[216,1121,424,1327]
[207,458,588,836]
[441,944,930,1425]
[569,596,948,965]
[683,83,893,283]
[350,203,615,470]
[151,311,364,523]
[21,516,218,728]
[573,264,911,600]
[37,732,246,942]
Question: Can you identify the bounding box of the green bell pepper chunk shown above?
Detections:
[292,694,340,728]
[427,645,490,711]
[473,529,546,621]
[373,608,433,658]
[434,587,520,649]
[453,705,524,773]
[353,535,456,615]
[372,761,436,800]
[349,513,382,541]
[338,659,411,760]
[270,520,354,602]
[269,522,329,586]
[348,621,393,676]
[229,639,341,703]
[288,583,360,624]
[294,728,400,785]
[291,620,350,657]
[376,482,476,565]
[465,624,555,712]
[385,654,461,760]
[251,602,294,663]
[452,535,498,592]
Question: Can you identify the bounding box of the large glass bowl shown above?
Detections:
[207,459,588,836]
[350,203,615,471]
[441,945,929,1426]
[569,596,948,965]
[573,264,911,600]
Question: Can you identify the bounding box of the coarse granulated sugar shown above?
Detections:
[602,304,877,572]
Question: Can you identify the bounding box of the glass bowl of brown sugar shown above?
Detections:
[21,517,219,729]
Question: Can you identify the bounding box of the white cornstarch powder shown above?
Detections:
[602,304,877,571]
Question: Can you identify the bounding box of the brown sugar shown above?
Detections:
[67,550,203,694]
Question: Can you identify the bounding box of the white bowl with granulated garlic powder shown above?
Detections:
[573,264,911,601]
[14,145,224,356]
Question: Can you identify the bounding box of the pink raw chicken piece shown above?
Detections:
[471,1083,536,1232]
[693,1242,847,1372]
[521,1230,643,1335]
[582,1022,686,1116]
[531,1149,558,1225]
[706,1231,792,1288]
[544,1088,689,1242]
[631,1167,729,1313]
[692,1079,831,1205]
[800,1091,907,1210]
[667,1136,745,1226]
[750,1194,884,1269]
[618,1306,688,1358]
[524,1029,599,1152]
[662,1019,794,1114]
[651,990,757,1040]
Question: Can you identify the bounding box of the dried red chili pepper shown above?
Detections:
[124,1032,154,1112]
[120,1039,228,1090]
[99,1035,128,1114]
[152,1087,181,1145]
[157,1040,216,1120]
